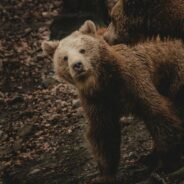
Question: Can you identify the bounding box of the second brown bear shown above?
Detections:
[104,0,184,44]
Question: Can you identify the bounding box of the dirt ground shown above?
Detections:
[0,1,184,184]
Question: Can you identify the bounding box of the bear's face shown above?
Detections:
[53,32,101,85]
[42,21,102,90]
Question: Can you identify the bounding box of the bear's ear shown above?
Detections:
[79,20,96,35]
[42,41,59,56]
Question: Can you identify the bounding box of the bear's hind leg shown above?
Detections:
[142,95,183,171]
[131,75,183,173]
[145,118,183,173]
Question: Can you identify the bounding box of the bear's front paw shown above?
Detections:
[89,175,116,184]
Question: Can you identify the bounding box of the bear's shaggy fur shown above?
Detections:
[104,0,184,45]
[42,21,184,183]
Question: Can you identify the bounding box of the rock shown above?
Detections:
[48,113,62,124]
[0,119,6,124]
[29,168,41,175]
[0,146,12,157]
[61,101,68,107]
[0,60,2,72]
[0,98,4,105]
[17,124,34,139]
[8,95,24,105]
[13,138,23,151]
[0,91,4,99]
[120,116,134,126]
[1,134,8,141]
[0,130,3,138]
[72,99,80,108]
[128,152,135,158]
[42,76,58,88]
[19,111,35,118]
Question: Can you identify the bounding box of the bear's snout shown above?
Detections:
[72,61,84,73]
[70,59,91,81]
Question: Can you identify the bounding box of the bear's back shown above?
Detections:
[113,39,184,98]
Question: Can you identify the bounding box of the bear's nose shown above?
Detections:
[72,61,84,73]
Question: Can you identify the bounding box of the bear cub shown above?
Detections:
[104,0,184,44]
[42,21,184,184]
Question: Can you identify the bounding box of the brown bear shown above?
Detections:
[42,21,184,183]
[103,0,184,45]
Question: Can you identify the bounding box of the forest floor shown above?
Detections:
[0,1,184,184]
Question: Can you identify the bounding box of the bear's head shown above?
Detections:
[104,0,150,45]
[42,21,104,91]
[103,0,125,44]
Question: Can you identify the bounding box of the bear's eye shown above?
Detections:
[79,49,86,54]
[63,56,68,62]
